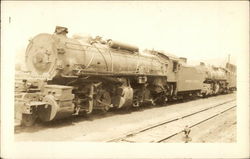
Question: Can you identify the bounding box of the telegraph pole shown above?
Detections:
[228,54,231,63]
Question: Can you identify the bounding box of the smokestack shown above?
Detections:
[54,26,68,36]
[200,62,205,66]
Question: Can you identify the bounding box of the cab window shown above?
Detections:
[173,61,178,72]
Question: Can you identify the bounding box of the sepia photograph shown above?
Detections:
[1,1,249,158]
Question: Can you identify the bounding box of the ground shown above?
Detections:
[165,107,236,142]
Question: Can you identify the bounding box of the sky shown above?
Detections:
[2,1,249,67]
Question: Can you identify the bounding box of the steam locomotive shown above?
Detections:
[15,26,236,126]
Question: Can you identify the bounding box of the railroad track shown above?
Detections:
[106,99,236,143]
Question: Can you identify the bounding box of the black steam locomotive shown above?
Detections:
[15,26,236,126]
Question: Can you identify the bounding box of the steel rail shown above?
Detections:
[106,98,236,142]
[156,105,236,143]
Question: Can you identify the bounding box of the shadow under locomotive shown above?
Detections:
[14,94,225,134]
[14,101,168,134]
